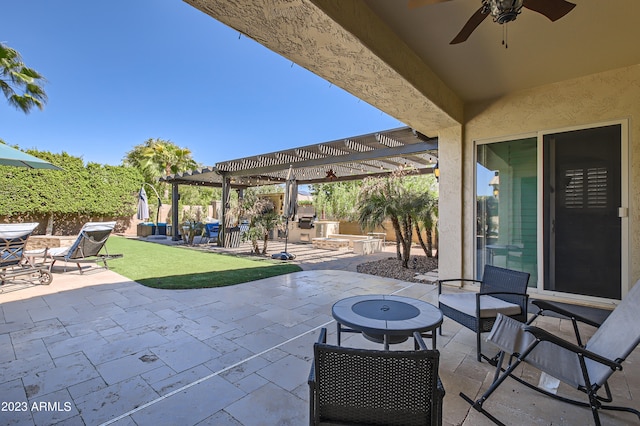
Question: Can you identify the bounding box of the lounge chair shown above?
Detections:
[0,223,52,286]
[42,221,122,273]
[438,264,530,361]
[308,327,444,426]
[528,299,611,347]
[461,281,640,425]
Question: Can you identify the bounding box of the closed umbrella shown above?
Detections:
[284,167,298,222]
[138,183,164,239]
[137,187,150,221]
[0,144,61,169]
[272,166,297,260]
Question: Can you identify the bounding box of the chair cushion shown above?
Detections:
[46,246,70,257]
[439,293,521,318]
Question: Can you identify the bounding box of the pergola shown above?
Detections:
[161,126,438,244]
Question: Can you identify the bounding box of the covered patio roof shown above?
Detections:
[161,126,438,188]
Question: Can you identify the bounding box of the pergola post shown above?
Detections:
[171,183,180,241]
[219,174,231,247]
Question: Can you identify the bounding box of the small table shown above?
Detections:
[332,295,443,350]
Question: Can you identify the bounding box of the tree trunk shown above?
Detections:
[431,226,439,258]
[391,217,403,260]
[401,216,412,268]
[415,222,431,257]
[262,233,269,254]
[426,225,434,258]
[46,214,54,236]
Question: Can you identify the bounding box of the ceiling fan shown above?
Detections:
[408,0,576,44]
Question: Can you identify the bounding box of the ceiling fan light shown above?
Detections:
[486,0,524,24]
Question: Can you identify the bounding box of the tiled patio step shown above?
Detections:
[414,269,438,284]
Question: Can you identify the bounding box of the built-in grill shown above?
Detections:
[298,216,314,229]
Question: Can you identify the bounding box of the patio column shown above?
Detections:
[171,183,180,241]
[219,174,231,247]
[437,125,464,281]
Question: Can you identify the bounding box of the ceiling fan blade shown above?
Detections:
[450,6,488,45]
[523,0,576,22]
[407,0,451,10]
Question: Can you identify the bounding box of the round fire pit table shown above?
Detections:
[332,294,443,350]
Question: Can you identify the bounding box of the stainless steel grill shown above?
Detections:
[298,217,314,229]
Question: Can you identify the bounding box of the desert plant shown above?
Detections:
[237,190,283,254]
[357,171,438,267]
[181,206,205,245]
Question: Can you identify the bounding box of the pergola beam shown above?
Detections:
[217,139,437,177]
[159,126,439,247]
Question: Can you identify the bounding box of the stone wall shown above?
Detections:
[339,220,438,247]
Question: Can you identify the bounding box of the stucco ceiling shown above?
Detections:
[184,0,640,136]
[363,0,640,103]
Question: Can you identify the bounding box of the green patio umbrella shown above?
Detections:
[0,143,61,169]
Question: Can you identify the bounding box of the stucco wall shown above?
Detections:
[461,64,640,290]
[438,125,464,280]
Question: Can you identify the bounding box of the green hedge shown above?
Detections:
[0,149,143,218]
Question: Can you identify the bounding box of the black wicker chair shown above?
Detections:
[308,328,444,426]
[438,265,529,362]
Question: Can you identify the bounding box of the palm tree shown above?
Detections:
[237,191,283,254]
[413,192,438,258]
[358,172,416,267]
[358,177,397,255]
[125,138,197,182]
[124,138,198,203]
[358,172,438,267]
[0,43,47,113]
[399,174,439,258]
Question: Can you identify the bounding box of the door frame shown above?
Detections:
[538,119,629,302]
[473,119,629,303]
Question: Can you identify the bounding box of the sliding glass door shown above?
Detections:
[475,123,625,300]
[476,137,538,286]
[543,125,622,299]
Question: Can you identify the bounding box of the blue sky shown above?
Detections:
[1,0,403,167]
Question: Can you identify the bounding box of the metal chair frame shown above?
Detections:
[462,282,640,426]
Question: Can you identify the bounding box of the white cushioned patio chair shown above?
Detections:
[438,264,530,362]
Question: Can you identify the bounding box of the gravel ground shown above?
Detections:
[356,255,438,283]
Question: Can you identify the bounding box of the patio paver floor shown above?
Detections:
[1,252,638,425]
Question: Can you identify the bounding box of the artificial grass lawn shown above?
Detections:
[104,236,302,289]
